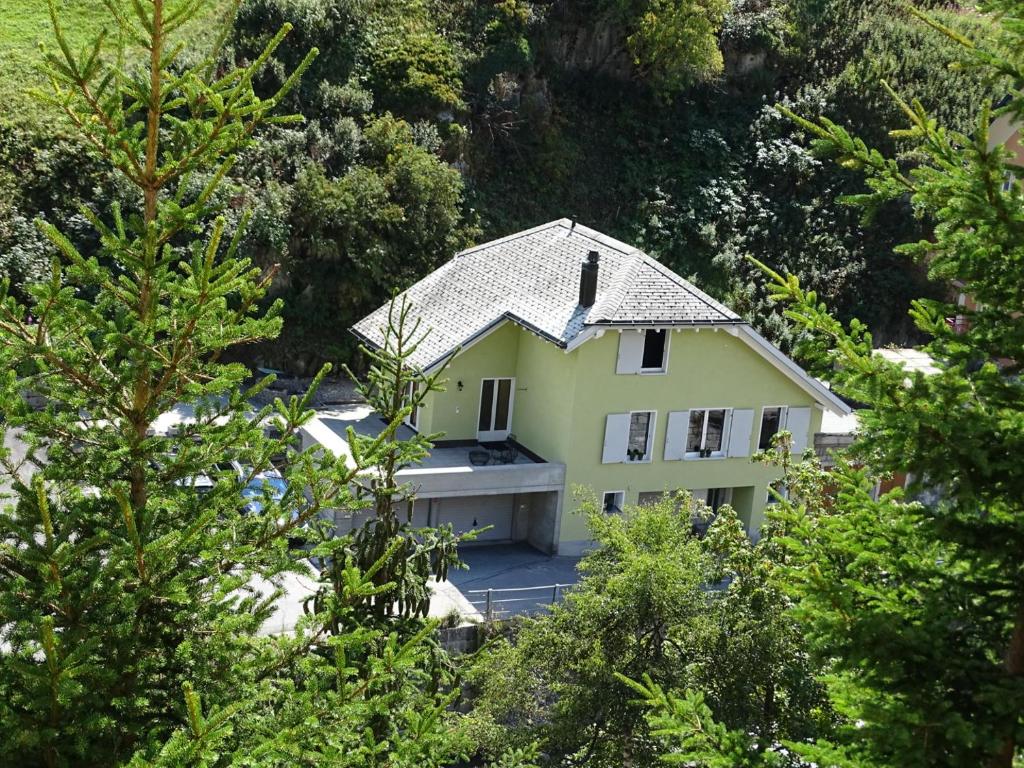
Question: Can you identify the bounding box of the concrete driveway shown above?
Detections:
[447,543,583,618]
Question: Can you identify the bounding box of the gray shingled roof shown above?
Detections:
[351,219,742,370]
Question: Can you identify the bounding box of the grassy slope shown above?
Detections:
[0,0,230,128]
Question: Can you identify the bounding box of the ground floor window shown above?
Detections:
[603,490,625,514]
[637,491,664,507]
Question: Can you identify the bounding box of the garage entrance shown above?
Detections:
[432,494,515,541]
[331,491,561,554]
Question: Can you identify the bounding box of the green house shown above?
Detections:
[309,220,849,555]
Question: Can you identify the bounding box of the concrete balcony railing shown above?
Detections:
[300,406,565,498]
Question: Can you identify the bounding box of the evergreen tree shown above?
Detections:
[339,296,468,624]
[736,1,1024,764]
[0,2,467,765]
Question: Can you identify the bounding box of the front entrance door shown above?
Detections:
[478,378,514,442]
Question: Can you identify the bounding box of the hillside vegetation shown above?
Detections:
[0,0,229,126]
[0,0,1000,371]
[1,1,1023,765]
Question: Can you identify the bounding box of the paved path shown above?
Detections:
[448,543,583,618]
[258,563,485,635]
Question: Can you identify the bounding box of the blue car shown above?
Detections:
[241,470,290,517]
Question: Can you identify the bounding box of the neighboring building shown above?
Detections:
[308,220,850,556]
[947,108,1022,332]
[989,107,1024,180]
[814,346,942,500]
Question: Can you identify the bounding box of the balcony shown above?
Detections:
[300,406,566,553]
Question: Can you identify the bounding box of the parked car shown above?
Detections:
[215,460,307,542]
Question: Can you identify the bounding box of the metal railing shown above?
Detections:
[465,583,572,622]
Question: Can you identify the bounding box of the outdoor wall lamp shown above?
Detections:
[457,380,464,391]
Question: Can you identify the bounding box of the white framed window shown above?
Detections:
[640,329,669,373]
[602,410,657,463]
[758,406,785,450]
[616,329,670,374]
[1002,171,1016,193]
[752,406,812,453]
[478,377,514,441]
[602,490,625,514]
[627,410,655,462]
[403,381,420,430]
[686,409,729,458]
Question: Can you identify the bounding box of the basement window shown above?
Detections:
[640,329,668,372]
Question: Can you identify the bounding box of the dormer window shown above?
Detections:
[640,329,668,372]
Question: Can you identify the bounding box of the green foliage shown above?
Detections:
[745,2,1024,764]
[463,493,829,766]
[0,0,230,127]
[614,0,729,95]
[486,742,542,768]
[0,123,118,303]
[361,1,467,117]
[0,2,469,765]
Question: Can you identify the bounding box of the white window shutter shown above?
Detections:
[664,410,689,461]
[602,413,630,463]
[727,409,754,457]
[786,407,811,453]
[616,332,645,374]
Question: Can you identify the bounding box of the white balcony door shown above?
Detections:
[478,378,514,442]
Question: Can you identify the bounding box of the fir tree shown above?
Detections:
[747,1,1024,765]
[341,295,468,624]
[0,2,468,765]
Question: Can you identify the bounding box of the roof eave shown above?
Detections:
[421,313,567,375]
[584,318,744,326]
[737,325,852,415]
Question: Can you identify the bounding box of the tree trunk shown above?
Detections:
[762,679,776,748]
[989,600,1024,768]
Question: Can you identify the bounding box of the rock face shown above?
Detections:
[538,13,635,81]
[723,49,767,77]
